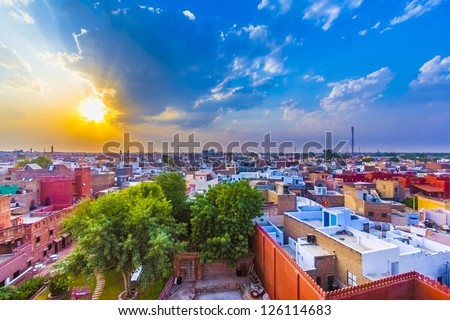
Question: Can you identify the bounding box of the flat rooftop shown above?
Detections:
[330,234,371,252]
[298,242,332,257]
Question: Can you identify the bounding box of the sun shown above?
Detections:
[79,96,109,123]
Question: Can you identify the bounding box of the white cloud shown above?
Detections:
[257,0,292,14]
[242,25,268,41]
[303,74,325,82]
[380,26,392,34]
[9,9,34,24]
[321,67,394,112]
[0,0,33,7]
[390,0,443,26]
[263,57,284,74]
[111,8,129,16]
[358,29,367,36]
[0,42,45,92]
[410,55,450,86]
[371,21,381,29]
[280,100,305,121]
[183,10,196,21]
[0,42,31,71]
[148,7,162,14]
[147,107,187,122]
[303,0,363,31]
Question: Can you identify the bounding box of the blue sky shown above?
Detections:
[1,0,450,152]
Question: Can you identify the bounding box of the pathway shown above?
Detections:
[91,272,105,300]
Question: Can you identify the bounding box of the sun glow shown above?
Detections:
[79,96,109,123]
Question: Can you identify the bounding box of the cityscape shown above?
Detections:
[1,0,450,302]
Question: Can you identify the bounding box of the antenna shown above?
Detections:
[351,126,355,156]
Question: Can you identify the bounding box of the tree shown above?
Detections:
[191,180,264,264]
[62,183,186,298]
[389,156,400,163]
[153,172,190,225]
[49,274,70,297]
[16,156,52,168]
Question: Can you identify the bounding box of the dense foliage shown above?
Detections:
[191,180,264,264]
[0,277,45,300]
[62,183,186,298]
[49,274,70,297]
[153,172,191,225]
[16,156,52,169]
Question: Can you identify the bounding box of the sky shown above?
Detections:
[1,0,450,153]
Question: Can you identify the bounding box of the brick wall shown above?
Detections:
[0,195,11,229]
[307,255,336,291]
[75,167,92,200]
[363,201,392,222]
[267,190,296,214]
[0,243,32,285]
[91,173,115,192]
[284,215,369,287]
[40,176,74,205]
[307,192,344,207]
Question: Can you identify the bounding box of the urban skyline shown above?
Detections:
[1,0,450,152]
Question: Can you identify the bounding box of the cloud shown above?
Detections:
[146,106,188,123]
[0,42,45,92]
[371,21,381,29]
[183,10,196,21]
[0,0,32,7]
[303,0,363,31]
[280,100,305,121]
[257,0,292,14]
[358,29,367,36]
[303,74,325,82]
[0,42,31,70]
[390,0,443,26]
[242,25,268,42]
[9,8,34,24]
[410,55,450,86]
[321,67,394,112]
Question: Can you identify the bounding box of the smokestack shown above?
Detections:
[351,126,355,156]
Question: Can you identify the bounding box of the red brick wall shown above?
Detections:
[75,167,92,200]
[0,195,11,229]
[40,176,74,205]
[0,243,32,285]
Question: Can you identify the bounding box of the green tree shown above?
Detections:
[16,156,52,168]
[153,172,191,225]
[191,180,264,264]
[389,156,400,163]
[49,274,70,297]
[62,183,186,298]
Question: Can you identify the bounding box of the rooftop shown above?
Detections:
[330,234,372,252]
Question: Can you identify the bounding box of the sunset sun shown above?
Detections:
[79,96,109,123]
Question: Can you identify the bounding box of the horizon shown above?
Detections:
[1,1,449,152]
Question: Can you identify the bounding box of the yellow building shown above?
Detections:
[417,195,450,210]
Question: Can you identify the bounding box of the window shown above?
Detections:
[35,236,40,243]
[316,276,322,287]
[381,213,388,218]
[49,229,54,236]
[368,212,374,217]
[347,271,357,286]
